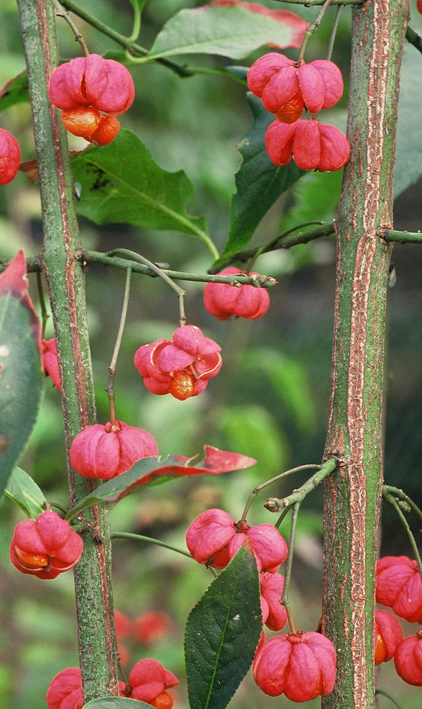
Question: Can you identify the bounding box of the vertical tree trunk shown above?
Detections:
[17,0,118,701]
[323,1,409,707]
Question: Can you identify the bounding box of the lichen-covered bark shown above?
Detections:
[17,0,118,701]
[322,1,409,707]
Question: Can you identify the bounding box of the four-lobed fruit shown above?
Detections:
[260,571,287,632]
[203,267,270,321]
[376,556,422,623]
[186,508,288,572]
[374,610,403,665]
[266,118,350,172]
[134,325,222,400]
[253,630,336,701]
[128,658,179,707]
[49,54,134,144]
[42,338,60,391]
[10,510,83,580]
[247,53,343,123]
[70,420,158,479]
[46,667,128,708]
[394,630,422,686]
[0,128,21,185]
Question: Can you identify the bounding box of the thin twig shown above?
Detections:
[382,488,422,582]
[298,0,336,63]
[326,4,344,61]
[240,464,323,521]
[406,26,422,56]
[265,458,338,513]
[107,249,187,327]
[51,0,89,56]
[36,271,49,339]
[375,689,405,709]
[281,502,301,634]
[383,485,422,525]
[105,267,132,425]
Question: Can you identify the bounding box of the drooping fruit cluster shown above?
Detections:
[46,660,179,709]
[0,127,21,185]
[203,267,271,321]
[134,325,222,400]
[48,54,134,145]
[10,510,83,579]
[70,419,158,479]
[375,555,422,685]
[186,508,288,632]
[247,52,350,172]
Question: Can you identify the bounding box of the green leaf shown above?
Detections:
[84,699,152,708]
[4,467,46,519]
[214,95,304,269]
[0,252,43,498]
[185,545,262,709]
[394,47,422,197]
[71,130,215,255]
[0,71,29,112]
[66,447,256,520]
[147,5,305,61]
[243,348,316,432]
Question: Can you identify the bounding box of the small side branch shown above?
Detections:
[406,26,422,56]
[382,487,422,581]
[105,267,132,425]
[265,457,338,514]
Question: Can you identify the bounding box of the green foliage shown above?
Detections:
[185,545,262,709]
[221,404,288,476]
[394,47,422,197]
[84,700,152,708]
[4,467,46,519]
[243,348,316,433]
[0,70,28,112]
[147,5,303,61]
[0,276,43,499]
[213,95,304,268]
[71,130,213,252]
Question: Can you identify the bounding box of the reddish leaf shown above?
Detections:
[204,1,306,48]
[66,447,257,517]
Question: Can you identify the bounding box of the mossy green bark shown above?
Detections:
[323,1,409,707]
[17,0,118,701]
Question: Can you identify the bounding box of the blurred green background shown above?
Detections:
[1,0,422,706]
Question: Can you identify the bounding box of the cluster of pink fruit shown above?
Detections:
[247,52,350,172]
[185,508,337,702]
[37,274,272,481]
[47,659,178,709]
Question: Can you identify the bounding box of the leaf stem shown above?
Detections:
[127,0,142,43]
[46,500,68,514]
[240,464,323,522]
[51,0,90,57]
[382,487,422,582]
[281,502,301,634]
[298,0,335,63]
[105,267,132,425]
[107,249,187,326]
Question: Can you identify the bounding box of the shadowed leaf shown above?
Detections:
[0,252,43,498]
